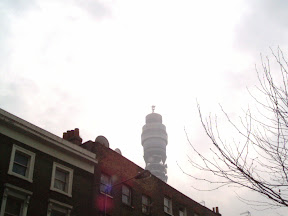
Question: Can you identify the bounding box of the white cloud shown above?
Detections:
[235,0,288,53]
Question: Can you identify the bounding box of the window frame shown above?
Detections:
[50,162,73,197]
[100,173,112,196]
[179,207,187,216]
[8,144,36,182]
[164,196,172,215]
[0,183,33,216]
[5,196,23,216]
[142,194,151,214]
[47,199,72,216]
[121,184,132,205]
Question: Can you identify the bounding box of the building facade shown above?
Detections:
[81,139,221,216]
[0,108,221,216]
[0,108,97,216]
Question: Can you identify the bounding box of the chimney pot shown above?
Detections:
[63,132,68,139]
[63,129,82,145]
[75,128,79,136]
[216,207,219,214]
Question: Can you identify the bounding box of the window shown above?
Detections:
[50,162,73,197]
[8,145,35,182]
[164,197,172,214]
[122,185,131,205]
[100,173,112,195]
[142,195,151,214]
[55,169,68,191]
[51,210,66,216]
[0,184,32,216]
[47,199,72,216]
[179,207,187,216]
[4,196,23,216]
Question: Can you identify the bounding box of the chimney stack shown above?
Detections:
[63,128,82,145]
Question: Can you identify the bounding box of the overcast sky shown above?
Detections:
[1,0,288,215]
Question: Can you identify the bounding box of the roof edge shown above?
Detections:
[0,108,97,165]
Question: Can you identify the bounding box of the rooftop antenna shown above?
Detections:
[152,105,155,113]
[240,211,251,216]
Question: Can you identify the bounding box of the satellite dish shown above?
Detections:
[115,148,122,155]
[95,136,109,148]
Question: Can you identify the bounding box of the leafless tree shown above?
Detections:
[187,48,288,208]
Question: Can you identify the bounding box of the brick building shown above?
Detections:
[0,108,221,216]
[0,108,97,216]
[82,138,221,216]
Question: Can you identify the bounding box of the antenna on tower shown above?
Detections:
[200,201,205,206]
[152,105,155,113]
[240,211,251,216]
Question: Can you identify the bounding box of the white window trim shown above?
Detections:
[179,207,187,216]
[142,194,151,214]
[164,196,173,215]
[122,184,132,205]
[100,173,112,196]
[50,162,73,197]
[47,199,72,216]
[0,183,33,216]
[8,144,36,182]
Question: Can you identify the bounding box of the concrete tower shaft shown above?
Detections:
[141,110,168,182]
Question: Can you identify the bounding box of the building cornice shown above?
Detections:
[0,108,97,173]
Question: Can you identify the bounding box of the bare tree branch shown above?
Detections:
[188,48,288,208]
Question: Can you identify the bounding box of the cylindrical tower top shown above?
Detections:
[141,106,168,182]
[146,112,162,124]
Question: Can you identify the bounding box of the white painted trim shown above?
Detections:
[48,199,73,209]
[179,207,187,216]
[47,199,72,216]
[100,191,114,199]
[0,108,97,173]
[164,196,173,215]
[8,144,36,182]
[50,162,74,197]
[4,184,33,196]
[0,184,33,216]
[142,194,151,215]
[100,173,113,196]
[122,185,132,205]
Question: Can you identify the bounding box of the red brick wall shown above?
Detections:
[89,142,221,216]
